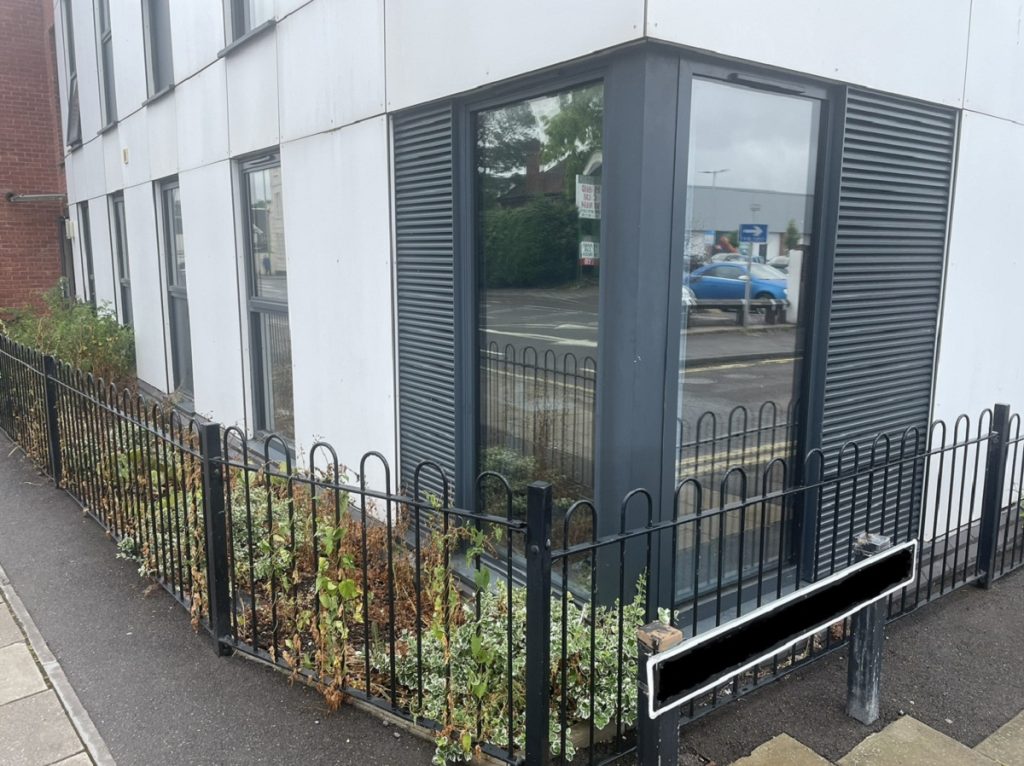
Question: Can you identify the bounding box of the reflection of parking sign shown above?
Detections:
[576,175,601,220]
[579,240,599,266]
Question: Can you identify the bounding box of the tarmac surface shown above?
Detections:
[0,434,435,766]
[679,564,1024,764]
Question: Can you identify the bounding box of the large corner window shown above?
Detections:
[159,179,192,395]
[142,0,174,96]
[227,0,272,41]
[475,82,603,508]
[241,154,293,440]
[94,0,117,127]
[78,202,95,307]
[60,0,81,145]
[108,192,131,325]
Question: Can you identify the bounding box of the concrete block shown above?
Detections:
[839,716,994,766]
[731,733,831,766]
[0,691,82,765]
[0,643,46,705]
[976,710,1024,766]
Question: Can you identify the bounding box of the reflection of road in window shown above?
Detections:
[475,82,603,528]
[675,78,822,596]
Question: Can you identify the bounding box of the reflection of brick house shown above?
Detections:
[498,143,568,206]
[0,0,67,309]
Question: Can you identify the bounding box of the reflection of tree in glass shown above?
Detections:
[476,103,537,203]
[539,84,603,191]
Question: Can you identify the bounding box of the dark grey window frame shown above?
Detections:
[78,201,96,307]
[142,0,174,98]
[158,178,193,397]
[224,0,273,44]
[60,0,82,147]
[108,191,131,325]
[93,0,117,128]
[239,151,292,442]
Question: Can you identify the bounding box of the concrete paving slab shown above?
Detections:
[47,753,91,765]
[838,716,994,766]
[0,642,46,705]
[730,733,832,765]
[0,690,83,766]
[976,710,1024,766]
[0,603,23,648]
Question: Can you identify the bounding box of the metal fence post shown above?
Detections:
[524,481,552,766]
[637,621,683,766]
[847,533,891,725]
[42,355,61,486]
[978,403,1011,588]
[198,422,232,656]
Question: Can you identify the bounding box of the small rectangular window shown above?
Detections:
[61,0,81,145]
[227,0,273,41]
[240,154,292,439]
[94,0,117,126]
[109,192,131,325]
[157,180,192,395]
[142,0,174,96]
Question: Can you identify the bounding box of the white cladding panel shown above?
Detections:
[69,138,107,202]
[102,130,122,193]
[70,0,102,137]
[385,0,643,110]
[177,162,248,428]
[86,197,118,316]
[933,112,1024,423]
[117,110,151,188]
[109,0,147,118]
[175,60,229,172]
[277,0,386,141]
[281,117,396,474]
[226,31,280,156]
[147,92,179,179]
[122,182,169,392]
[169,0,226,83]
[646,0,971,107]
[963,0,1024,124]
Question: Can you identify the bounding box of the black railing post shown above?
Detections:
[199,422,232,656]
[847,533,891,724]
[524,481,552,766]
[42,355,61,486]
[637,621,683,766]
[978,403,1011,588]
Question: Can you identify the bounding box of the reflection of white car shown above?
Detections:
[682,286,697,307]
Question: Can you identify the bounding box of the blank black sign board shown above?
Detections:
[645,540,917,718]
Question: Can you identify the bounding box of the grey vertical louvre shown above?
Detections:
[817,88,956,573]
[393,105,457,498]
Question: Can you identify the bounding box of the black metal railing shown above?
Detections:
[0,333,1023,765]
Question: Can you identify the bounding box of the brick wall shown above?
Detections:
[0,0,67,309]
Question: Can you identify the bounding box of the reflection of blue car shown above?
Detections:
[684,262,788,302]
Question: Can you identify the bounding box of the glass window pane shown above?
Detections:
[476,82,603,512]
[245,165,287,301]
[147,0,173,93]
[169,296,193,394]
[257,311,293,438]
[164,186,185,287]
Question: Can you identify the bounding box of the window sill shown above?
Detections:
[96,121,117,137]
[217,19,276,59]
[141,84,175,108]
[66,140,82,153]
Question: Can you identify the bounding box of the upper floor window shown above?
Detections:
[227,0,273,42]
[94,0,117,126]
[142,0,174,96]
[158,179,193,395]
[60,0,81,145]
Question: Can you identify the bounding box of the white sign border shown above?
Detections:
[645,538,919,720]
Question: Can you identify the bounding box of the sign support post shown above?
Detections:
[846,533,892,724]
[638,622,684,766]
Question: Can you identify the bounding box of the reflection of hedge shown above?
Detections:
[482,196,578,288]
